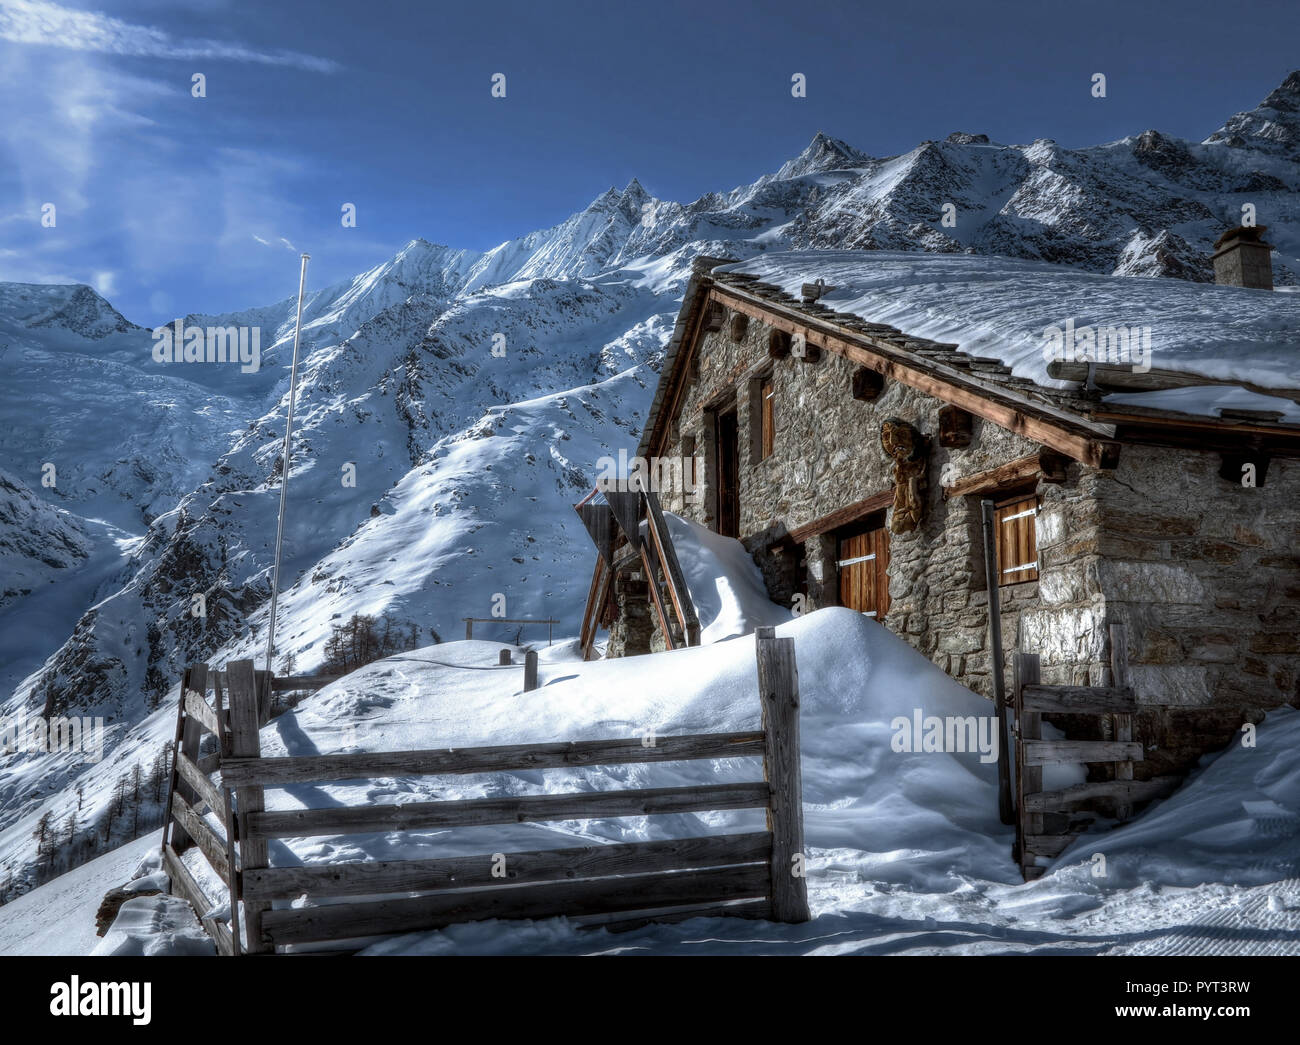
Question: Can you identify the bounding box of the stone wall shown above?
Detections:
[657,305,1109,702]
[1094,447,1300,773]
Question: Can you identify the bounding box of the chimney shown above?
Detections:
[1212,224,1273,290]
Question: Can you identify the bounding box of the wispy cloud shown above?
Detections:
[0,0,340,73]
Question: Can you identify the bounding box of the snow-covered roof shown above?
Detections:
[716,251,1300,403]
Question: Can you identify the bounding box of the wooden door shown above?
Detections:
[716,408,740,538]
[837,524,890,620]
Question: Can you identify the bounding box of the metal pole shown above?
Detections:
[980,498,1015,826]
[265,253,311,677]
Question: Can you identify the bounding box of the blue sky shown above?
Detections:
[1,0,1297,324]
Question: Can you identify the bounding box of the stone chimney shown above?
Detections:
[1212,224,1273,290]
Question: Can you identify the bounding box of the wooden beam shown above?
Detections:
[169,792,230,882]
[242,832,772,901]
[1023,740,1144,766]
[1020,684,1137,714]
[161,842,230,956]
[787,490,893,544]
[1020,834,1076,859]
[1014,652,1042,877]
[711,286,1119,468]
[851,366,885,401]
[938,405,973,448]
[227,659,269,954]
[249,781,773,839]
[1110,622,1135,820]
[943,452,1069,500]
[260,864,771,947]
[1047,359,1300,405]
[220,731,766,788]
[1022,776,1180,812]
[175,751,224,819]
[183,686,221,737]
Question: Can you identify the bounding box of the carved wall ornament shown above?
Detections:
[880,417,929,534]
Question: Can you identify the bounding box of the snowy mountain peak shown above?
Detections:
[1204,69,1300,152]
[0,282,138,339]
[777,131,871,178]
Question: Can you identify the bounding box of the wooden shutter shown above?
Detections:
[837,525,890,620]
[995,495,1039,584]
[760,377,775,460]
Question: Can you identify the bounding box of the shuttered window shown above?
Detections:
[837,524,890,620]
[995,494,1039,584]
[760,377,775,460]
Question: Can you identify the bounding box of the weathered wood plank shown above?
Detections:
[219,731,766,788]
[575,897,772,934]
[210,671,243,957]
[755,628,810,924]
[171,664,207,854]
[1023,740,1144,766]
[786,490,894,544]
[1020,684,1137,714]
[644,489,701,646]
[162,666,192,859]
[184,685,222,737]
[1109,621,1135,820]
[1021,834,1076,858]
[261,864,771,946]
[1014,652,1042,876]
[227,659,269,954]
[1047,359,1300,404]
[175,751,224,820]
[243,831,771,901]
[943,452,1069,500]
[1022,776,1181,812]
[249,781,772,840]
[161,842,231,955]
[170,792,230,882]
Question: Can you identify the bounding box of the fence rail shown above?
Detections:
[161,628,809,953]
[1012,622,1180,879]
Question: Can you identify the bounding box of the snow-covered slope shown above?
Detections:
[3,70,1300,906]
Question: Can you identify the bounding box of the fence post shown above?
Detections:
[227,659,268,954]
[754,627,810,923]
[171,664,207,854]
[523,650,538,691]
[1013,652,1041,878]
[1109,622,1134,820]
[498,649,512,666]
[465,618,474,640]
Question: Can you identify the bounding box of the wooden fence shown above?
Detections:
[162,628,809,954]
[1012,622,1179,879]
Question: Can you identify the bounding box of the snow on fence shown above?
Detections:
[161,628,809,954]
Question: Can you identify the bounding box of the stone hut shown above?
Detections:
[579,250,1300,777]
